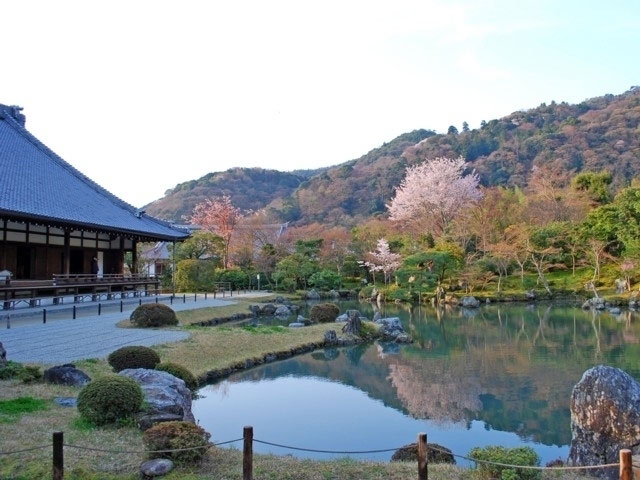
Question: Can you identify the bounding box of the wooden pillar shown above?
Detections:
[417,432,428,480]
[131,239,138,274]
[119,236,125,274]
[243,426,253,480]
[619,449,632,480]
[63,229,70,275]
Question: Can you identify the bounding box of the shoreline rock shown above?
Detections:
[568,365,640,479]
[119,369,195,425]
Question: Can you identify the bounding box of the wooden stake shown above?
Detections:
[243,426,253,480]
[417,432,428,480]
[52,431,63,480]
[619,449,632,480]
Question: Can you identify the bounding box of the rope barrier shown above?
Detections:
[63,438,243,455]
[0,444,50,456]
[254,438,403,454]
[0,436,630,473]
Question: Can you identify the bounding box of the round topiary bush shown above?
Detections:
[309,303,340,323]
[130,303,178,328]
[108,346,160,372]
[143,421,211,464]
[77,376,143,425]
[156,362,198,391]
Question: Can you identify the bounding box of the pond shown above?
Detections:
[193,301,640,465]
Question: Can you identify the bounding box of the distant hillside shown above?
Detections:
[145,168,306,221]
[278,87,640,225]
[147,87,640,225]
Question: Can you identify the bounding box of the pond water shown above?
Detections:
[193,301,640,465]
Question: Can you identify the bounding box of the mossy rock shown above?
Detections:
[108,346,160,372]
[309,303,340,323]
[143,421,211,464]
[77,376,143,425]
[130,304,178,328]
[391,442,455,464]
[156,363,198,391]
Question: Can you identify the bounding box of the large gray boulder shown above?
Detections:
[375,317,411,343]
[324,330,338,345]
[43,364,91,386]
[460,296,480,308]
[119,369,194,423]
[274,305,291,317]
[306,289,321,300]
[260,303,277,316]
[568,366,640,478]
[0,342,6,368]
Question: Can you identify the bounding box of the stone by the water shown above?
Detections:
[568,365,640,479]
[336,313,348,322]
[306,289,321,300]
[324,330,338,344]
[43,364,91,386]
[288,322,304,328]
[260,303,277,315]
[274,305,291,317]
[119,369,194,424]
[460,296,480,308]
[140,458,174,478]
[54,397,77,408]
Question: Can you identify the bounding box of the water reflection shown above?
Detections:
[195,302,640,464]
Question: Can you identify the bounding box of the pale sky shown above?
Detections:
[2,1,639,207]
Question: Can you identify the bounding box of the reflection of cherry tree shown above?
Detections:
[360,238,402,286]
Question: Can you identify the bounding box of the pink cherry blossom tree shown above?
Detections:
[190,195,242,269]
[387,156,482,236]
[360,238,402,286]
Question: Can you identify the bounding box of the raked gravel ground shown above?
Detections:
[0,295,267,364]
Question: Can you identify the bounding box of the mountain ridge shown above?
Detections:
[146,87,640,225]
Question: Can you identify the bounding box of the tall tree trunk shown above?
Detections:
[532,256,552,295]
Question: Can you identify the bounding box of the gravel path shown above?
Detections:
[0,297,248,364]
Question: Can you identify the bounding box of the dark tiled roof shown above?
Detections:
[0,104,188,240]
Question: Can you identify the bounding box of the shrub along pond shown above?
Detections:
[193,300,640,466]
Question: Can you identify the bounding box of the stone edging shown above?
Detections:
[198,336,363,385]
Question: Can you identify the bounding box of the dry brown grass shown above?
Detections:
[156,322,339,377]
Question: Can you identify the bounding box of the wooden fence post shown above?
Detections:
[417,432,428,480]
[52,431,63,480]
[243,426,253,480]
[619,449,632,480]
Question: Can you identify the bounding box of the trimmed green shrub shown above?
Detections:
[143,421,211,464]
[156,362,198,391]
[309,303,340,323]
[130,304,178,328]
[469,446,540,480]
[0,361,42,383]
[77,376,143,425]
[107,346,160,372]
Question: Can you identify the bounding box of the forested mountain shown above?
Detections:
[147,87,640,225]
[144,167,309,221]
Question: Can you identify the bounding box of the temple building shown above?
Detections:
[0,104,188,282]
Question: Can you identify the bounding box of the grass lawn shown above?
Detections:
[157,322,339,377]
